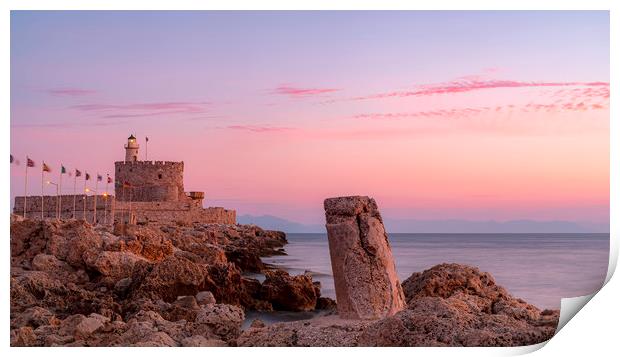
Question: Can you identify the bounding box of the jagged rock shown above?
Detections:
[133,255,208,302]
[11,306,59,329]
[323,196,406,319]
[163,296,200,322]
[114,277,133,294]
[44,220,104,269]
[238,264,559,347]
[85,251,149,283]
[237,316,372,347]
[249,319,266,329]
[181,335,227,347]
[316,297,337,311]
[121,225,174,262]
[74,314,108,339]
[260,270,318,312]
[196,291,216,305]
[8,217,319,346]
[10,326,37,346]
[194,304,245,341]
[30,254,85,284]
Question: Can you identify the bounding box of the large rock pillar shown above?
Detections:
[324,196,406,319]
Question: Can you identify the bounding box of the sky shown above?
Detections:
[10,11,610,226]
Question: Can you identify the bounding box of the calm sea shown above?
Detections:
[261,233,609,310]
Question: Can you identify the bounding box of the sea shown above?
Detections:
[244,233,609,327]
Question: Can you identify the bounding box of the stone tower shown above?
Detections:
[124,134,139,162]
[115,134,187,203]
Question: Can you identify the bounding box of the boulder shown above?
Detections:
[180,335,227,347]
[237,264,559,347]
[260,270,318,311]
[196,291,216,305]
[133,255,208,302]
[323,196,406,319]
[10,306,59,329]
[194,304,245,341]
[85,251,149,282]
[10,326,37,347]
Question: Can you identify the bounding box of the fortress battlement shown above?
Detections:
[114,160,183,167]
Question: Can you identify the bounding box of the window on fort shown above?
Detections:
[158,174,162,179]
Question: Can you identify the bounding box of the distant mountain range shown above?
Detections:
[237,214,609,234]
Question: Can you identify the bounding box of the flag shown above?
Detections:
[146,136,149,142]
[27,157,35,167]
[107,175,112,184]
[75,169,82,177]
[97,174,103,182]
[61,165,66,174]
[10,154,13,164]
[85,172,90,180]
[42,162,52,172]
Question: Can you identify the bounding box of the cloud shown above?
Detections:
[11,120,128,129]
[69,101,212,118]
[226,125,294,133]
[352,99,608,121]
[349,79,609,101]
[47,88,97,96]
[273,85,340,98]
[353,107,493,120]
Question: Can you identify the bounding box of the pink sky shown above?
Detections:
[10,11,609,226]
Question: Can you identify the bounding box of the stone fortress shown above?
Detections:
[13,135,236,225]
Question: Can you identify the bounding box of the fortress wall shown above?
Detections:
[13,195,235,225]
[13,195,113,223]
[114,161,185,202]
[113,201,235,225]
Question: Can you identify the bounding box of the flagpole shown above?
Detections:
[83,175,87,220]
[111,194,115,225]
[23,157,28,218]
[145,137,148,161]
[94,175,99,225]
[58,167,62,220]
[123,185,127,223]
[41,165,44,220]
[73,172,77,219]
[129,185,132,224]
[104,177,109,225]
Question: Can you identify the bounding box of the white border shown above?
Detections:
[2,1,617,356]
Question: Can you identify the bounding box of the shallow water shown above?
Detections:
[262,233,609,310]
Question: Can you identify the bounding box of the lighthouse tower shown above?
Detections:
[124,134,139,162]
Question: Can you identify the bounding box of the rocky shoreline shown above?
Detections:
[10,215,558,347]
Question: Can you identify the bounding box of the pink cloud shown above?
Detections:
[70,101,211,118]
[353,107,493,120]
[352,98,608,121]
[350,79,609,101]
[47,88,97,96]
[226,125,294,133]
[273,85,340,98]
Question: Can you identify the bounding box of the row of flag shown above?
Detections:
[10,154,113,183]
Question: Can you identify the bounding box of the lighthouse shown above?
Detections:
[124,134,139,162]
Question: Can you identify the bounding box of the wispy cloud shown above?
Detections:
[349,79,609,101]
[11,120,128,129]
[47,88,97,97]
[226,125,294,133]
[353,107,494,120]
[273,85,340,98]
[352,98,608,121]
[70,101,211,118]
